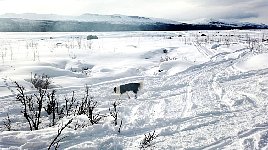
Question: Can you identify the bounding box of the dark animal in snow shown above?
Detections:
[114,82,143,99]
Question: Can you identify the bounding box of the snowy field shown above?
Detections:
[0,30,268,149]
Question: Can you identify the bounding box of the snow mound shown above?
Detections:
[159,60,194,76]
[235,53,268,72]
[65,60,94,73]
[4,66,85,79]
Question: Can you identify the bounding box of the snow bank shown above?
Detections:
[235,53,268,72]
[159,60,194,76]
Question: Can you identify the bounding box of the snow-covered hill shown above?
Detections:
[0,13,267,31]
[188,18,268,29]
[0,13,179,25]
[0,31,268,149]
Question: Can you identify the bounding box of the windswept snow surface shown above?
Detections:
[0,30,268,149]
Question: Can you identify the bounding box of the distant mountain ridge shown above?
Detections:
[191,18,268,28]
[0,13,267,32]
[0,13,179,25]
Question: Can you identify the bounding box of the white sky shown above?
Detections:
[0,0,268,24]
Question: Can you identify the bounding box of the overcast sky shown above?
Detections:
[0,0,267,24]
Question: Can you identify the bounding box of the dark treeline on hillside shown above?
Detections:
[0,18,267,32]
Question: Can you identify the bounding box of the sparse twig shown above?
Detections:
[86,99,102,125]
[48,118,73,150]
[3,113,11,131]
[15,80,47,131]
[45,90,58,126]
[109,101,119,126]
[31,73,51,89]
[118,120,123,133]
[140,130,158,149]
[75,86,103,125]
[64,91,77,116]
[73,120,87,130]
[76,86,90,115]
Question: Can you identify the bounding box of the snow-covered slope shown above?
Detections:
[188,18,268,28]
[0,13,267,32]
[1,30,268,149]
[0,13,179,25]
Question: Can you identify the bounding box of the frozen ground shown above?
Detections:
[0,30,268,149]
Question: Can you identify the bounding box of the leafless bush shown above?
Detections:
[85,97,102,125]
[69,53,77,59]
[160,55,177,62]
[118,120,123,133]
[46,86,104,126]
[3,113,12,131]
[45,90,65,126]
[48,118,73,150]
[75,86,103,125]
[73,120,87,130]
[14,77,105,132]
[109,101,123,133]
[139,130,158,149]
[31,73,51,89]
[64,91,77,116]
[86,41,92,49]
[76,37,82,49]
[109,101,119,126]
[26,40,38,49]
[15,81,47,130]
[76,86,90,115]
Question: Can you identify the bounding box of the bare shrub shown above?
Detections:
[75,86,103,125]
[64,91,77,116]
[45,90,65,126]
[139,130,158,149]
[3,113,12,131]
[118,120,123,133]
[76,86,90,115]
[160,55,177,62]
[109,101,123,133]
[73,120,87,130]
[48,118,73,150]
[15,81,47,130]
[109,101,119,126]
[31,73,51,89]
[14,76,105,132]
[85,96,102,125]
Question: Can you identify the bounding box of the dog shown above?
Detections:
[114,82,143,99]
